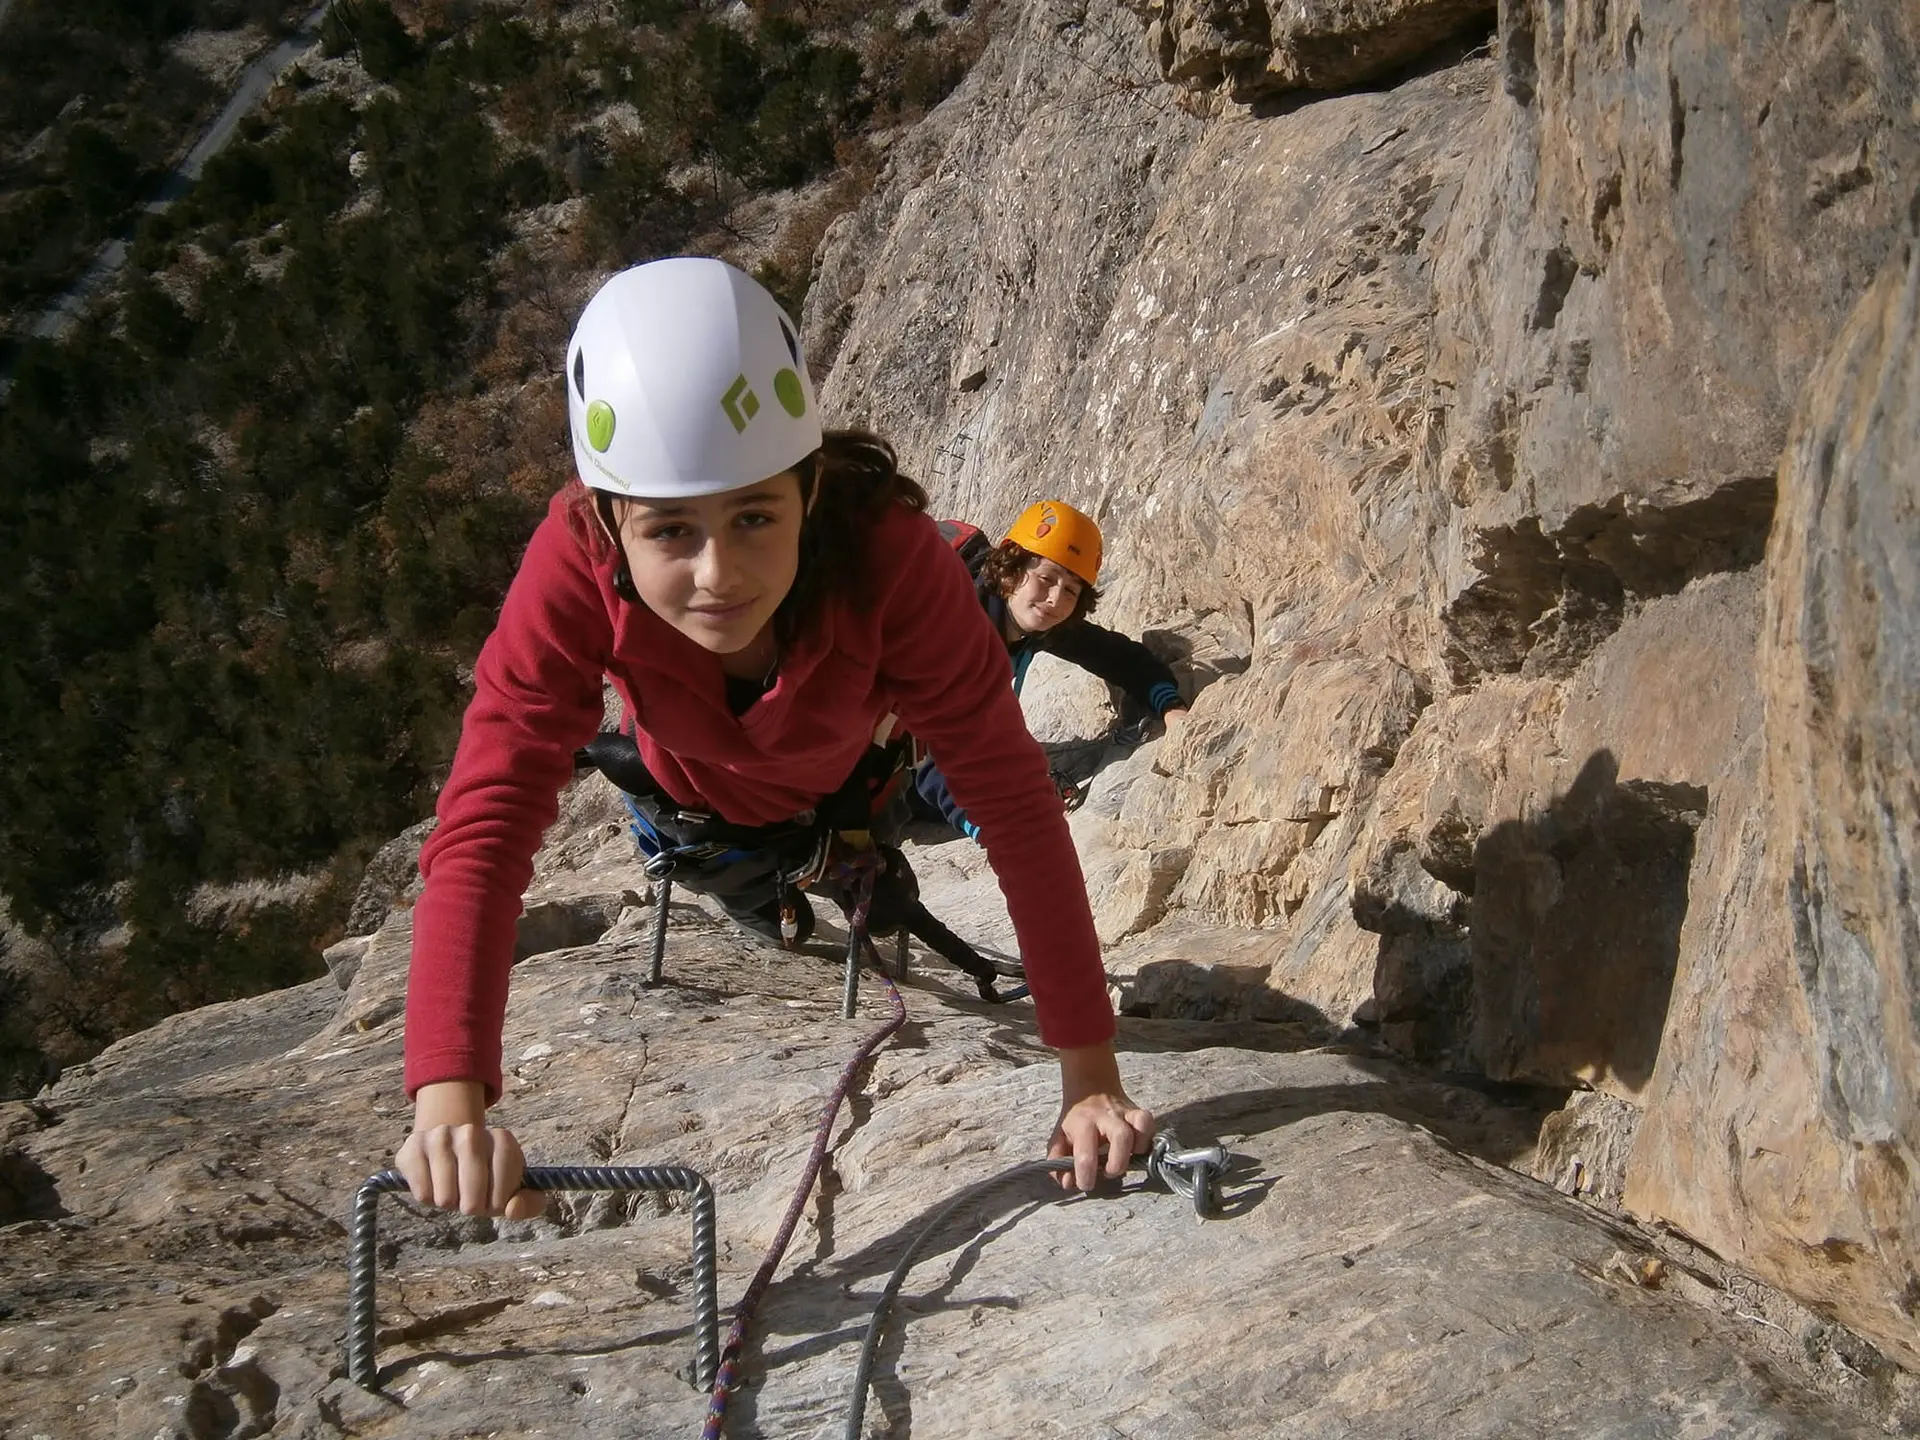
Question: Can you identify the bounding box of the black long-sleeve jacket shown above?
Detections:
[915,587,1182,836]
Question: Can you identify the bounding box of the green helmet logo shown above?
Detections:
[774,367,807,419]
[721,375,761,433]
[585,400,616,452]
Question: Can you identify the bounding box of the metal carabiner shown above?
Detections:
[1148,1131,1227,1220]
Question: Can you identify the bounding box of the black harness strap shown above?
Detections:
[573,731,1020,1001]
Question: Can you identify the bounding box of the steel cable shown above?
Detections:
[841,1131,1227,1437]
[702,853,905,1439]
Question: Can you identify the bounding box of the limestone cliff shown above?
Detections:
[808,0,1920,1373]
[2,0,1917,1431]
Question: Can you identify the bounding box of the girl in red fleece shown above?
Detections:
[398,258,1152,1214]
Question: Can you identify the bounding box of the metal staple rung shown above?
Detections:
[648,877,672,985]
[345,1164,719,1391]
[842,925,861,1018]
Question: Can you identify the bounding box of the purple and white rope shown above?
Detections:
[701,853,904,1439]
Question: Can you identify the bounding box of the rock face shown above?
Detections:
[809,0,1920,1375]
[1144,0,1497,103]
[0,826,1902,1436]
[1766,198,1920,1333]
[5,0,1916,1425]
[1628,199,1920,1365]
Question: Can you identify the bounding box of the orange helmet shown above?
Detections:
[1004,499,1101,587]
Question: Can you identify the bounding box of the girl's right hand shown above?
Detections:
[396,1080,548,1219]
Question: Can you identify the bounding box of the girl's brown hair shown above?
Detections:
[978,540,1101,625]
[574,429,929,641]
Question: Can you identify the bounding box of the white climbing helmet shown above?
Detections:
[565,257,821,498]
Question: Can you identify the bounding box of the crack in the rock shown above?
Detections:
[611,1064,644,1159]
[792,1051,890,1275]
[377,1297,515,1347]
[811,1154,842,1267]
[267,1182,349,1237]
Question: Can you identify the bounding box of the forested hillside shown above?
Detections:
[0,0,987,1094]
[0,0,309,349]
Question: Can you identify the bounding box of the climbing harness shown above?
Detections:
[579,732,1020,1007]
[344,1164,720,1389]
[642,869,1022,1015]
[636,829,1023,1013]
[840,1130,1229,1437]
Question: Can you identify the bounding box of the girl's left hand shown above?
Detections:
[1050,1090,1156,1192]
[1050,1043,1155,1191]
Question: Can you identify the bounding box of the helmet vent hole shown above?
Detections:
[779,318,799,365]
[572,348,586,402]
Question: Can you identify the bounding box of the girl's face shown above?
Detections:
[613,473,806,656]
[1005,554,1084,635]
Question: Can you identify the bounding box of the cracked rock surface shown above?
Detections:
[0,801,1894,1437]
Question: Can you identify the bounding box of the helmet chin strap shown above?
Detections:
[592,489,642,604]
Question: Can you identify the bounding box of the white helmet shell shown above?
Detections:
[566,258,821,498]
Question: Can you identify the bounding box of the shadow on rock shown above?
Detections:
[1116,958,1338,1027]
[1153,1068,1566,1174]
[381,1318,702,1390]
[0,1147,65,1224]
[1356,748,1705,1095]
[1470,750,1704,1092]
[1115,1013,1335,1056]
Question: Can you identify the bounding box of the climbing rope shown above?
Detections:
[345,1164,719,1390]
[702,850,906,1439]
[840,1130,1228,1437]
[349,843,1228,1435]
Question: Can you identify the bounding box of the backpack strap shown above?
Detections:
[935,518,994,579]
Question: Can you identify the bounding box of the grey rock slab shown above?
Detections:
[40,976,344,1106]
[0,903,1880,1437]
[744,1047,1872,1439]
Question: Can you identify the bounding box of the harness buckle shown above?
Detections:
[786,832,834,890]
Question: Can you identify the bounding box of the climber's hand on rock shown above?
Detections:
[1050,1044,1156,1193]
[397,1081,547,1219]
[1152,707,1190,775]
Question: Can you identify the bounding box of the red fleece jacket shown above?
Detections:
[404,489,1116,1100]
